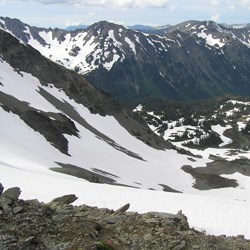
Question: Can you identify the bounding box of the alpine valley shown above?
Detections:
[1,16,250,246]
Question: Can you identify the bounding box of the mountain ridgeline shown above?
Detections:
[1,17,250,103]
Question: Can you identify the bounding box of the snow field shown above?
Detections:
[1,59,250,239]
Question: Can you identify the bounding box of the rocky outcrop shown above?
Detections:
[0,183,250,249]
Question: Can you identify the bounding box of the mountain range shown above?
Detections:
[1,17,250,103]
[2,16,250,239]
[65,22,250,32]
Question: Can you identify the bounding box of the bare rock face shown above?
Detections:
[0,186,250,250]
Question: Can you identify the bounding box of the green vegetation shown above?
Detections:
[134,96,250,149]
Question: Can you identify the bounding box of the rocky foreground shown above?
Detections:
[0,184,249,250]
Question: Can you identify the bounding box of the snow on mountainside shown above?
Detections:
[0,58,202,192]
[0,17,139,74]
[2,17,250,102]
[221,23,250,29]
[169,20,250,48]
[1,28,250,239]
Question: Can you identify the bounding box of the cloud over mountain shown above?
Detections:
[2,0,250,11]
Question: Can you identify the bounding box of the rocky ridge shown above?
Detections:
[0,183,249,250]
[2,17,250,102]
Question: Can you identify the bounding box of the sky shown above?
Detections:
[0,0,249,28]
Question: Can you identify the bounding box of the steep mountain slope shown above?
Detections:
[1,17,250,102]
[0,29,204,192]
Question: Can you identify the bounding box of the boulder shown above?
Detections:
[176,210,189,229]
[115,203,130,213]
[13,206,23,214]
[2,187,21,201]
[0,183,4,195]
[50,194,78,204]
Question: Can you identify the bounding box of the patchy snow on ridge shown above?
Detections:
[228,100,250,106]
[22,28,102,74]
[125,37,136,55]
[211,124,232,146]
[197,31,225,48]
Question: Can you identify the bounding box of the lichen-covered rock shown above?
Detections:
[2,187,21,201]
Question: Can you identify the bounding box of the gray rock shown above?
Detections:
[172,240,186,250]
[192,245,201,249]
[0,185,249,249]
[0,234,17,248]
[0,183,3,195]
[106,215,127,224]
[52,214,67,222]
[115,203,130,213]
[2,187,21,201]
[13,206,23,214]
[0,196,13,216]
[237,234,245,239]
[0,197,12,207]
[143,233,152,241]
[24,236,36,243]
[50,194,78,204]
[3,205,13,217]
[176,210,189,229]
[143,218,159,224]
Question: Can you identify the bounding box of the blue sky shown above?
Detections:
[0,0,249,28]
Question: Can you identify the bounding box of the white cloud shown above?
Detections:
[2,0,170,8]
[211,0,219,5]
[211,13,220,21]
[2,0,250,9]
[170,5,176,11]
[232,0,250,8]
[84,0,170,8]
[1,0,82,5]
